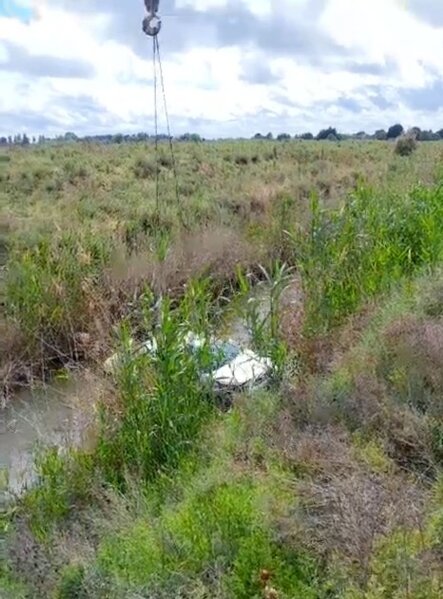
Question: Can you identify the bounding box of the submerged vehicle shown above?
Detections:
[103,332,273,395]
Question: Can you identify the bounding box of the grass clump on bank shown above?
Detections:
[297,184,443,333]
[97,281,218,489]
[6,233,112,353]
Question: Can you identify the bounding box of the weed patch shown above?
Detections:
[97,282,217,488]
[296,184,443,333]
[97,476,320,598]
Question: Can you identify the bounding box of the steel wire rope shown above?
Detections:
[149,23,180,217]
[154,34,181,209]
[153,35,159,212]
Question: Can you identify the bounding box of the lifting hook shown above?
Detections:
[143,0,161,36]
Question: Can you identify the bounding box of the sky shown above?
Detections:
[1,0,443,138]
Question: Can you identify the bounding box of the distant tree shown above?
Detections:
[277,133,291,141]
[436,129,443,139]
[300,132,314,140]
[326,133,338,142]
[375,129,387,140]
[64,132,78,142]
[417,129,434,141]
[387,123,404,139]
[355,131,368,139]
[265,132,273,140]
[409,127,421,140]
[113,133,123,144]
[253,133,264,139]
[0,137,7,145]
[179,133,201,142]
[136,132,148,141]
[317,127,338,140]
[7,136,12,144]
[21,133,30,145]
[415,130,439,141]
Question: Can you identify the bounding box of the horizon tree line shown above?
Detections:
[1,124,443,146]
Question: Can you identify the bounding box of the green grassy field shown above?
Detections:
[1,139,442,386]
[2,140,443,598]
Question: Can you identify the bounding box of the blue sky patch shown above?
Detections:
[0,0,33,22]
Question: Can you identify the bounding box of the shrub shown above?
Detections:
[297,467,425,586]
[234,154,249,165]
[365,528,443,598]
[158,153,173,168]
[98,478,320,598]
[22,448,94,538]
[132,156,156,178]
[56,565,87,599]
[395,135,417,156]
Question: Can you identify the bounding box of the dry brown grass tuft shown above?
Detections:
[296,467,426,585]
[333,373,437,475]
[273,425,428,587]
[8,509,101,598]
[382,315,443,401]
[279,275,305,351]
[246,184,278,219]
[106,226,260,303]
[282,367,437,476]
[8,518,61,595]
[0,319,34,404]
[275,422,356,476]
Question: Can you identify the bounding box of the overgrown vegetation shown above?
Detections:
[96,281,217,489]
[2,139,442,390]
[2,139,443,597]
[395,134,418,156]
[297,183,443,332]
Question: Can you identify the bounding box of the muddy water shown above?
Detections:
[1,279,300,497]
[0,375,96,496]
[1,232,98,496]
[0,305,258,497]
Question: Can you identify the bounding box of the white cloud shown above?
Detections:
[321,0,443,84]
[1,0,443,138]
[176,0,273,17]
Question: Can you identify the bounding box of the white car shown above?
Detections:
[103,332,273,395]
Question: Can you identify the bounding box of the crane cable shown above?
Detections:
[152,35,159,211]
[144,4,180,214]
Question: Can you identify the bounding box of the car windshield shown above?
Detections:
[189,340,241,373]
[210,341,241,369]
